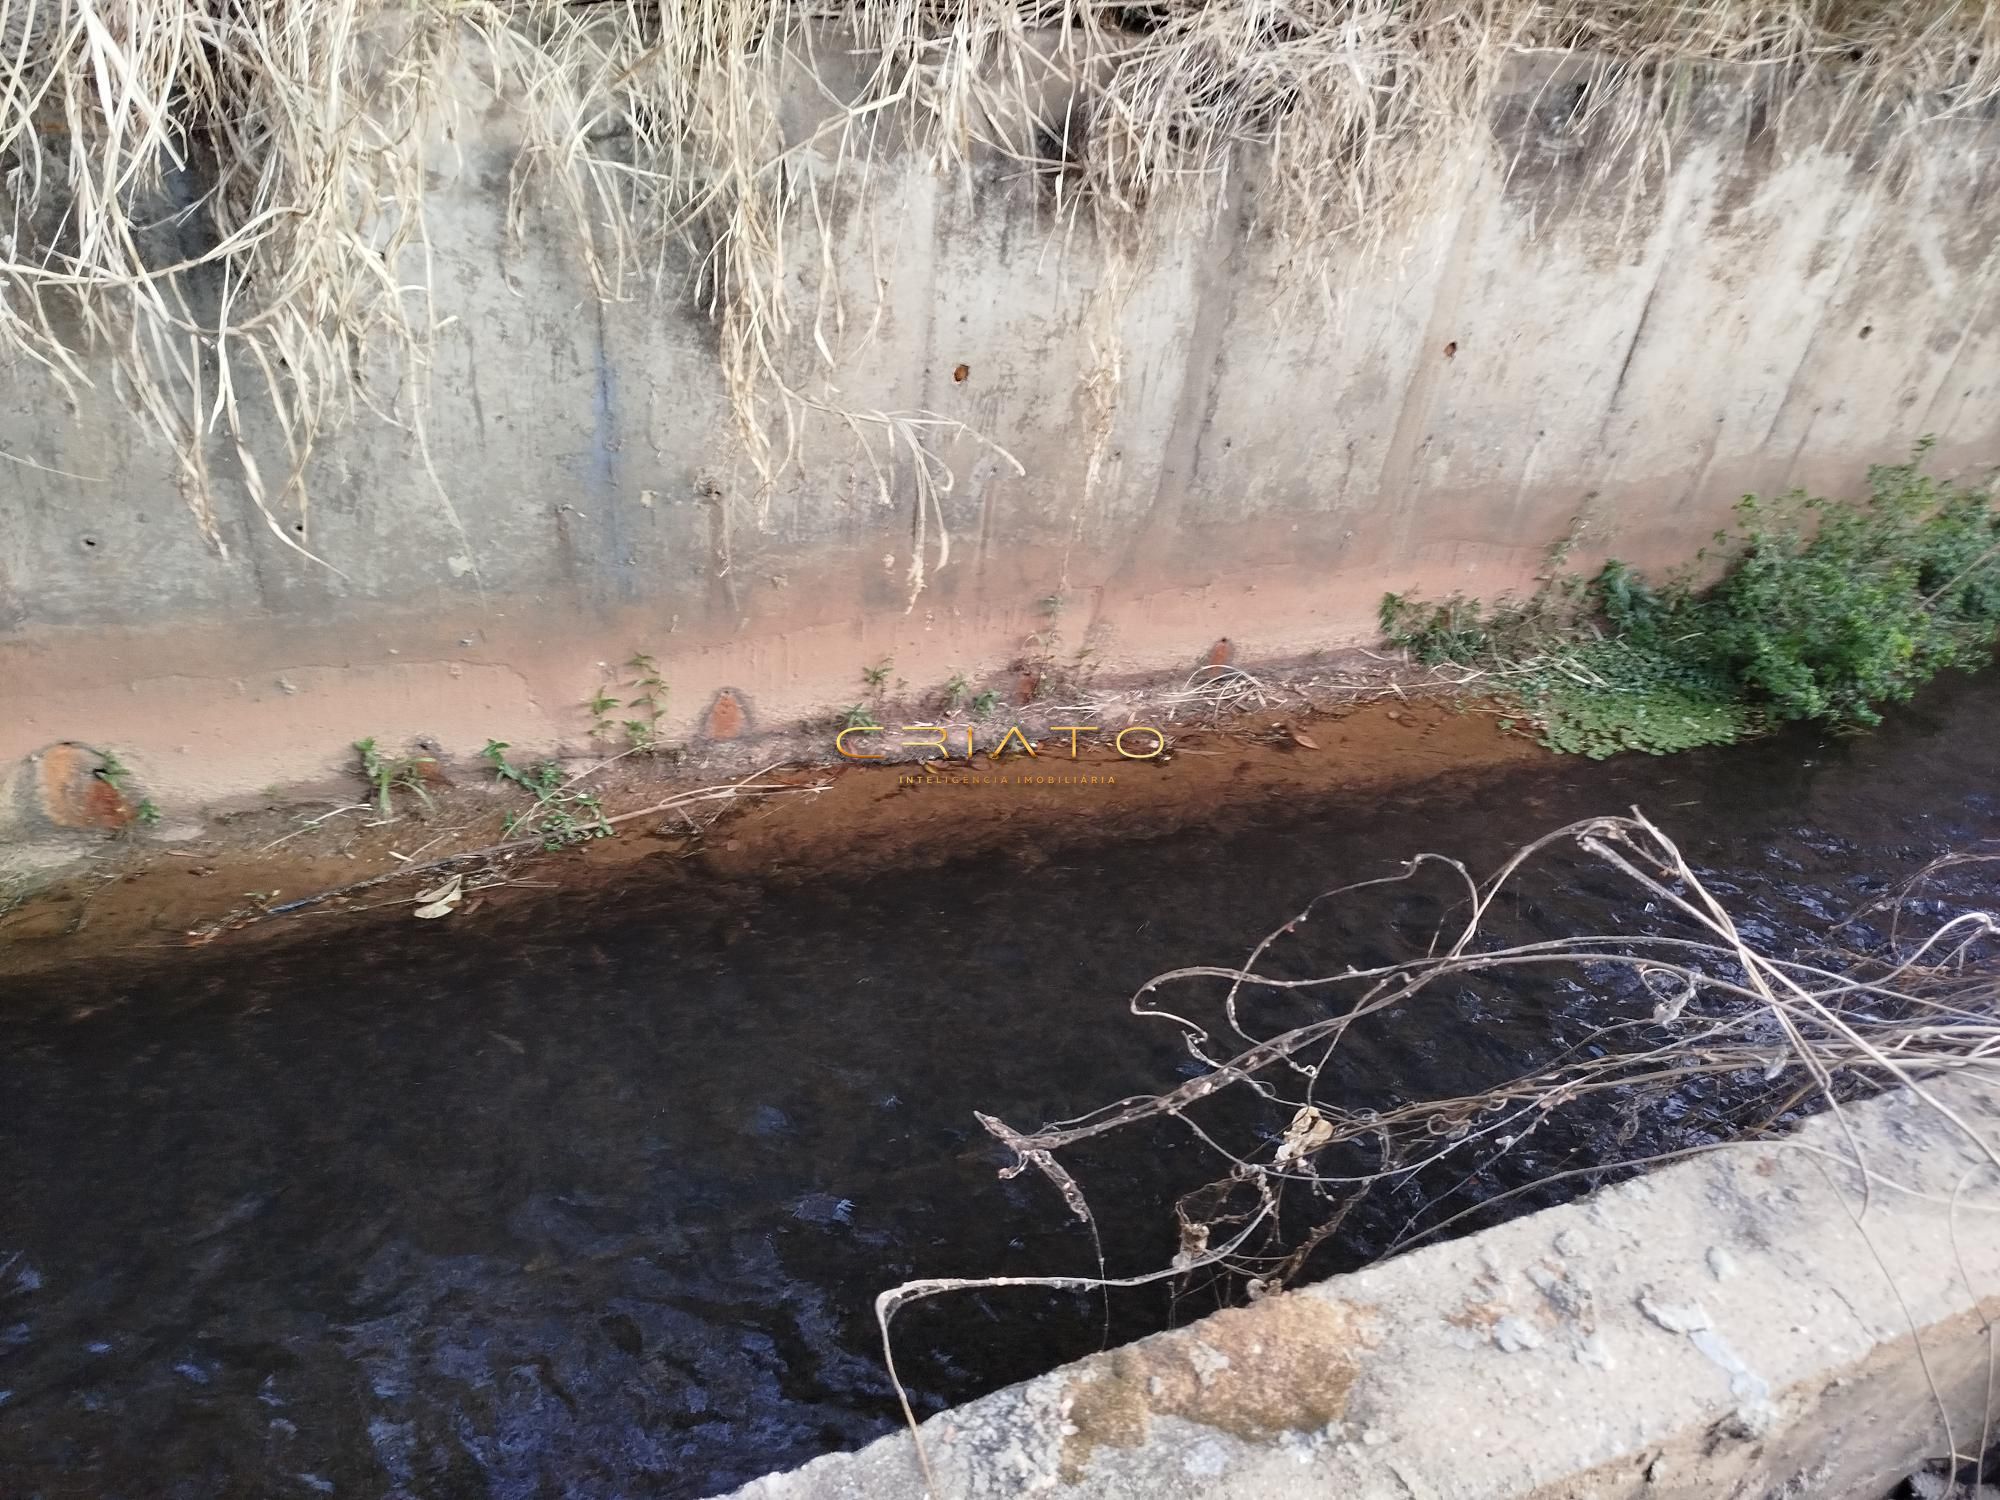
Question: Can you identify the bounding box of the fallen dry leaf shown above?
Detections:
[413,872,463,919]
[414,873,462,905]
[1275,1104,1336,1163]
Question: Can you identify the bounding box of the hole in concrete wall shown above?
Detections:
[80,536,98,550]
[1542,79,1590,140]
[1109,3,1171,34]
[1034,107,1090,201]
[1744,96,1771,147]
[1859,325,1874,339]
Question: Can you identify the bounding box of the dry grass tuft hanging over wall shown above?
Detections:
[3,0,1996,569]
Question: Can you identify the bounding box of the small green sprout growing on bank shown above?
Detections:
[624,651,669,749]
[481,740,612,850]
[862,658,893,691]
[939,671,970,711]
[841,703,878,730]
[91,750,161,829]
[581,652,673,752]
[970,689,1000,715]
[354,738,436,818]
[585,688,621,740]
[93,749,133,791]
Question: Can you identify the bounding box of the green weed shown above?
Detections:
[584,652,673,752]
[624,652,669,750]
[585,688,621,740]
[354,738,437,817]
[1380,447,2000,758]
[481,740,612,849]
[91,750,162,830]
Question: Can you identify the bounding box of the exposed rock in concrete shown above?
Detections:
[703,689,751,741]
[721,1075,2000,1500]
[0,743,152,889]
[12,743,134,832]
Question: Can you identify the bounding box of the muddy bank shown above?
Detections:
[0,694,1540,983]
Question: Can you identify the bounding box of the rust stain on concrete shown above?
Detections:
[1058,1294,1375,1483]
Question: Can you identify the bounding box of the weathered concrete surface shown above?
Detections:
[3,57,1998,812]
[722,1073,2000,1500]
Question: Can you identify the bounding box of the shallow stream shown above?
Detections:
[2,675,1997,1499]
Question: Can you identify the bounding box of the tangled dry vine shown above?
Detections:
[876,812,2000,1483]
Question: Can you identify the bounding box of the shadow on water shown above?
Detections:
[1,673,1997,1498]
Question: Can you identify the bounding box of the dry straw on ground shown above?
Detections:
[4,1,1997,567]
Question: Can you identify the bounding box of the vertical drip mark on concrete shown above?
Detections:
[1592,238,1672,470]
[1754,185,1882,488]
[591,301,618,504]
[973,464,998,583]
[1914,245,2000,445]
[590,298,632,600]
[1593,262,1667,455]
[1377,166,1490,560]
[702,478,739,624]
[1582,154,1703,515]
[1683,417,1726,514]
[1503,423,1548,534]
[1060,243,1133,597]
[1105,178,1244,597]
[1779,408,1820,493]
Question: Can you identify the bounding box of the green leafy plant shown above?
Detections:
[580,652,673,752]
[1378,591,1497,665]
[938,671,970,712]
[481,740,612,849]
[585,687,621,740]
[1379,448,2000,758]
[93,749,132,790]
[91,751,162,830]
[354,738,436,817]
[623,652,669,750]
[970,688,1000,716]
[841,703,879,730]
[862,658,894,691]
[1010,591,1099,705]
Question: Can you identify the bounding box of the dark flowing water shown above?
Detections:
[2,674,1997,1500]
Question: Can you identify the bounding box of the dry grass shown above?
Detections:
[4,1,1997,568]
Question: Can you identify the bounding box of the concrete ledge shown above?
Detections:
[724,1073,2000,1500]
